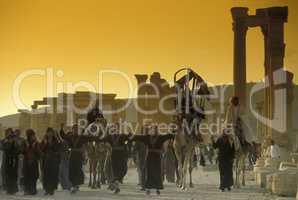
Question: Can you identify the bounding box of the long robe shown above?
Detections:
[2,138,21,194]
[22,141,40,195]
[58,140,72,190]
[132,141,147,188]
[60,130,95,187]
[213,136,235,190]
[101,134,130,183]
[163,144,177,183]
[16,137,26,189]
[133,134,175,190]
[40,140,61,194]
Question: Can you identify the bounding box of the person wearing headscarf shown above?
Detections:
[58,125,72,191]
[212,130,235,192]
[0,129,12,191]
[14,129,26,191]
[2,128,22,194]
[22,129,41,195]
[40,128,61,195]
[131,126,175,195]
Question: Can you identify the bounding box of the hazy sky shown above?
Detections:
[0,0,297,116]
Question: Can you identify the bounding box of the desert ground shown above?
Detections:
[0,166,295,200]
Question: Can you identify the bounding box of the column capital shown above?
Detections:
[257,7,288,22]
[231,7,249,21]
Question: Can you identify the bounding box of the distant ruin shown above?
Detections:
[231,7,294,147]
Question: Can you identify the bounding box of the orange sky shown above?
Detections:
[0,0,297,117]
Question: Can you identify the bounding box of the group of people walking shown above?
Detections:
[0,105,177,196]
[0,96,261,196]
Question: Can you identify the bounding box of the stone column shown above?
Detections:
[256,102,264,142]
[231,7,248,108]
[263,7,288,146]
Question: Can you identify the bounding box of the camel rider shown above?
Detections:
[87,100,104,125]
[178,88,204,142]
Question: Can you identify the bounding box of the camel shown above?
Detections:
[174,131,199,190]
[84,117,109,189]
[86,142,109,189]
[233,135,250,188]
[230,111,256,188]
[172,68,210,190]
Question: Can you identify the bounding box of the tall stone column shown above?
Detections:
[262,7,288,146]
[231,7,248,109]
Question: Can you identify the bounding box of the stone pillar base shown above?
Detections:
[255,168,277,188]
[272,171,298,197]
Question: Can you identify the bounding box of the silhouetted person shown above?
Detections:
[40,128,61,195]
[99,123,130,194]
[0,129,12,191]
[22,129,40,195]
[2,128,22,194]
[59,124,98,193]
[212,131,235,192]
[58,133,72,191]
[131,126,175,195]
[14,129,26,191]
[87,101,104,124]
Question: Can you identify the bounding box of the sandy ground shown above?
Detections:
[0,166,295,200]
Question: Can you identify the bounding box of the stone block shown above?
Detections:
[256,168,276,188]
[272,172,298,197]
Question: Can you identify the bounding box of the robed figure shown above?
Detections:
[131,128,174,195]
[59,124,97,193]
[40,128,61,195]
[2,128,22,194]
[22,129,41,195]
[99,127,130,194]
[212,132,235,192]
[87,101,104,125]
